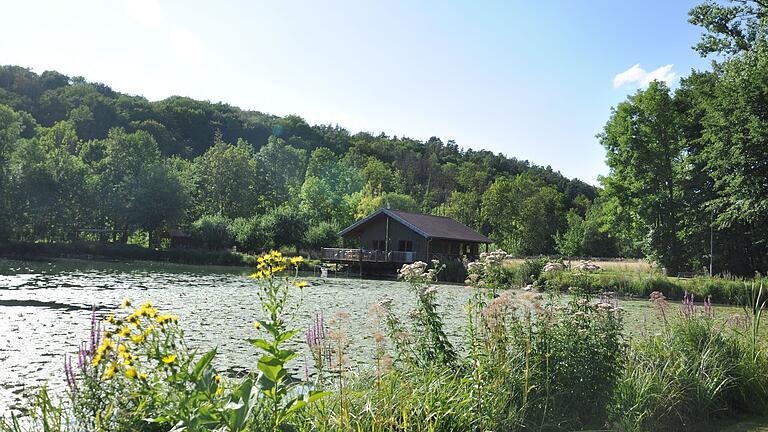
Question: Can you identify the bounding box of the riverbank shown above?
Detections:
[0,241,324,273]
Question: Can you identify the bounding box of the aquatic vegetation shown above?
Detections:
[2,254,767,432]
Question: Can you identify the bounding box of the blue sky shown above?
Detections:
[0,1,711,184]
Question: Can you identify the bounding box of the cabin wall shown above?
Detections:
[356,215,427,261]
[429,239,481,259]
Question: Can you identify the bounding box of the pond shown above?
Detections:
[0,258,744,411]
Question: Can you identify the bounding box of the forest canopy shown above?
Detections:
[0,64,598,259]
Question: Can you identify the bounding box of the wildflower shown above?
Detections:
[131,333,145,343]
[293,281,309,289]
[290,256,304,265]
[254,321,261,330]
[103,362,117,379]
[156,314,173,325]
[121,298,131,308]
[162,354,177,365]
[139,372,148,380]
[214,374,221,383]
[250,271,265,279]
[117,326,130,337]
[124,367,137,379]
[91,353,103,367]
[105,314,115,324]
[117,344,127,353]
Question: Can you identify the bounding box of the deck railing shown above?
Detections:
[321,248,415,263]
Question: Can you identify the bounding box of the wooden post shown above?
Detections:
[385,215,390,261]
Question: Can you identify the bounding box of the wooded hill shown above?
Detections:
[0,65,603,258]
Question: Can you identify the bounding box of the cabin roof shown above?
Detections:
[339,208,492,243]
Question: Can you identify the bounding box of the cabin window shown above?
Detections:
[372,240,386,251]
[398,240,413,252]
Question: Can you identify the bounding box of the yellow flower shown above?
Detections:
[125,367,137,379]
[249,271,264,279]
[131,333,145,343]
[103,362,117,379]
[104,314,115,324]
[139,372,148,380]
[117,326,130,337]
[97,338,115,354]
[290,256,304,265]
[117,344,127,353]
[293,281,308,289]
[91,353,103,367]
[156,314,172,325]
[254,321,261,330]
[171,315,179,323]
[162,354,177,365]
[214,374,221,382]
[121,298,131,308]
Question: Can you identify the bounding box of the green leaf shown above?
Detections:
[275,329,300,345]
[257,355,286,383]
[248,337,278,354]
[192,348,217,381]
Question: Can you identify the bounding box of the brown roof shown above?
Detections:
[339,209,492,243]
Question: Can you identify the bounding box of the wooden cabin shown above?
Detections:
[322,209,492,265]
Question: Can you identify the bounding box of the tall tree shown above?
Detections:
[599,81,688,272]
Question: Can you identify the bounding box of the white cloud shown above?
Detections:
[169,30,206,64]
[613,63,677,88]
[124,0,164,27]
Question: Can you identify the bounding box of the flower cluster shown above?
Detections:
[250,250,304,279]
[574,260,601,272]
[680,291,714,320]
[398,260,440,284]
[543,262,565,272]
[92,300,179,381]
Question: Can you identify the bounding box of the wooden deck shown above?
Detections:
[321,248,416,263]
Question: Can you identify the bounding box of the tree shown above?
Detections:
[192,135,270,219]
[304,221,340,254]
[689,0,768,57]
[481,174,564,255]
[599,81,688,272]
[355,192,419,219]
[258,136,306,203]
[0,104,23,239]
[261,205,307,252]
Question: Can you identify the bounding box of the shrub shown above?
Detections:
[230,216,270,253]
[303,221,339,253]
[192,214,234,250]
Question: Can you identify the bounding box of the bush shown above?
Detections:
[230,216,270,253]
[303,221,339,253]
[191,214,234,250]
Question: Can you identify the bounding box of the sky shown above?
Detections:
[0,0,712,184]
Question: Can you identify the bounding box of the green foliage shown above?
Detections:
[303,221,339,252]
[230,216,270,253]
[481,174,564,255]
[192,214,233,250]
[612,308,768,431]
[0,65,602,265]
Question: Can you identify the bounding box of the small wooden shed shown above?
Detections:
[322,209,492,264]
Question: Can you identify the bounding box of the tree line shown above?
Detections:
[598,0,768,275]
[0,66,600,258]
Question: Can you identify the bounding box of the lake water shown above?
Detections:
[0,258,740,412]
[0,258,474,411]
